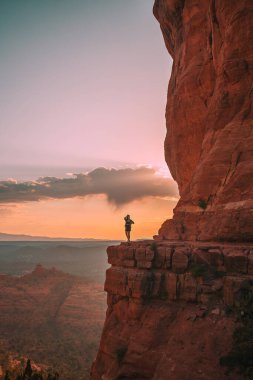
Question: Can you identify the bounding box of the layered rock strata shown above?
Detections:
[153,0,253,241]
[91,1,253,378]
[91,241,253,380]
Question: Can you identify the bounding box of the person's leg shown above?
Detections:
[125,230,128,240]
[126,231,130,242]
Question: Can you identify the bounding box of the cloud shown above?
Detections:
[0,167,179,206]
[0,204,17,216]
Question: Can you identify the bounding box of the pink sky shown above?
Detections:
[0,1,176,239]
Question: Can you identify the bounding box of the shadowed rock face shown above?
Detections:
[153,0,253,241]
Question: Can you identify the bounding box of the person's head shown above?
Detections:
[126,214,130,219]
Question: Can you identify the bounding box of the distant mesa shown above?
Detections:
[33,264,51,276]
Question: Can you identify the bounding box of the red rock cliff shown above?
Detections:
[90,241,253,380]
[153,0,253,241]
[90,2,253,379]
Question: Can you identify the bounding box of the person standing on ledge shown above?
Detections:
[124,214,134,243]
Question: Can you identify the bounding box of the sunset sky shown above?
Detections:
[0,0,177,239]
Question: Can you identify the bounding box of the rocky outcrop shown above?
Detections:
[153,0,253,241]
[90,241,253,379]
[91,1,253,378]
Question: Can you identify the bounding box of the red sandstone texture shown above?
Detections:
[153,0,253,241]
[0,265,106,379]
[91,2,253,378]
[90,241,253,380]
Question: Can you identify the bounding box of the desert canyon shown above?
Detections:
[0,265,106,379]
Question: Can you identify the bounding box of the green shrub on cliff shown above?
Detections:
[189,262,225,280]
[4,371,11,380]
[189,263,208,278]
[198,199,208,209]
[150,241,158,254]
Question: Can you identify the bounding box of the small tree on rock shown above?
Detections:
[24,359,33,379]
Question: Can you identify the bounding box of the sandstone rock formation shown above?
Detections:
[91,241,253,379]
[91,2,253,379]
[153,0,253,241]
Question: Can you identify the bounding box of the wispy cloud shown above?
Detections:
[0,167,179,206]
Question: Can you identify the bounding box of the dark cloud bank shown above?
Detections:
[0,167,179,206]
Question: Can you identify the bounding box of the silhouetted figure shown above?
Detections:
[124,214,134,243]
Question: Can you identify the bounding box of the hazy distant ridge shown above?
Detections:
[0,232,109,241]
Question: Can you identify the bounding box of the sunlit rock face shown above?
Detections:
[153,0,253,241]
[90,2,253,379]
[90,241,253,380]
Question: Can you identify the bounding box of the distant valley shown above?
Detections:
[0,240,119,281]
[0,232,119,242]
[0,265,106,380]
[0,241,118,379]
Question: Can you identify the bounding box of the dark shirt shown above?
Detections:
[124,217,134,230]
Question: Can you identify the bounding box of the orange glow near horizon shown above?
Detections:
[0,195,177,240]
[0,1,175,239]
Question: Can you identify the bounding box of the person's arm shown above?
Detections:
[130,219,134,224]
